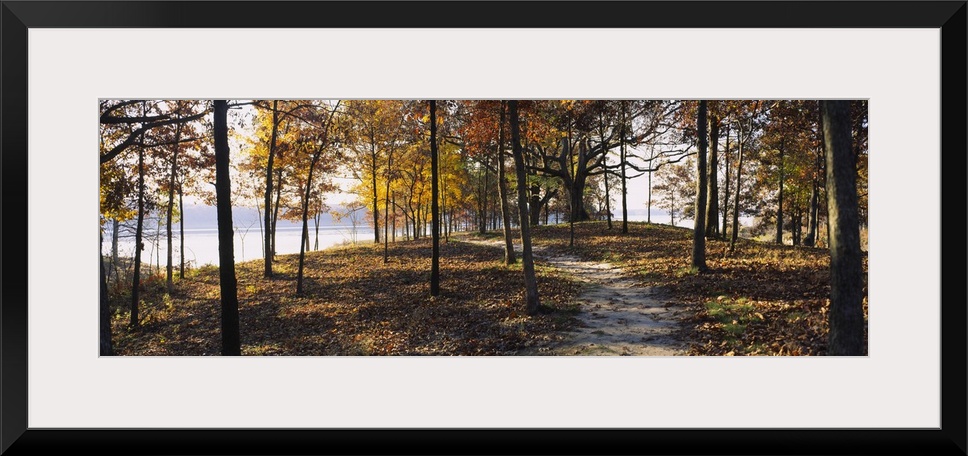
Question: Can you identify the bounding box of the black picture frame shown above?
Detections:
[2,1,965,455]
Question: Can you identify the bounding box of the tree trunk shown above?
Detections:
[272,172,282,257]
[569,142,591,222]
[822,100,865,356]
[805,184,819,247]
[263,100,279,277]
[304,222,310,252]
[529,185,541,226]
[165,124,181,293]
[372,144,380,244]
[497,101,516,264]
[776,141,785,245]
[647,167,653,223]
[214,100,241,356]
[178,182,185,278]
[705,115,720,238]
[620,102,629,234]
[430,101,441,297]
[568,136,576,247]
[731,126,745,250]
[509,101,540,315]
[692,101,708,272]
[100,237,113,355]
[130,139,145,329]
[297,147,322,294]
[721,122,731,238]
[315,208,321,251]
[384,171,392,263]
[604,155,612,229]
[480,153,489,234]
[154,220,161,274]
[670,191,676,227]
[111,219,119,270]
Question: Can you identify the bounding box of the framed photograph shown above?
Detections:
[2,1,964,454]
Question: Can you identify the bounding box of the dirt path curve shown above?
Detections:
[464,237,687,356]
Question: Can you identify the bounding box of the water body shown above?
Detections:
[102,224,365,268]
[101,208,749,269]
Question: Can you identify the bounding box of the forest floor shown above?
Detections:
[107,237,584,355]
[106,221,867,356]
[526,221,868,355]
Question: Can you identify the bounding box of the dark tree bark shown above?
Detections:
[568,134,576,247]
[272,171,282,257]
[569,140,592,223]
[721,122,731,238]
[165,124,182,293]
[497,101,516,265]
[297,143,324,294]
[111,219,119,270]
[805,184,819,247]
[705,114,720,238]
[620,101,629,234]
[214,100,241,356]
[529,186,556,227]
[100,244,113,355]
[528,185,540,226]
[263,100,279,277]
[479,152,489,234]
[130,136,146,329]
[805,130,824,247]
[178,182,185,279]
[647,164,653,223]
[383,159,394,263]
[603,153,612,229]
[430,100,441,297]
[775,140,785,245]
[509,101,540,315]
[730,125,746,250]
[371,140,380,244]
[692,101,708,272]
[822,100,865,356]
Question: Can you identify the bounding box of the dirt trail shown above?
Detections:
[466,238,687,356]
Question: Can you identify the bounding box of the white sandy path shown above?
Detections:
[465,238,687,356]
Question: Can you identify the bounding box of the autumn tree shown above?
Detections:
[705,103,722,239]
[526,100,606,223]
[154,100,208,292]
[454,100,517,263]
[822,100,865,355]
[509,101,540,314]
[99,99,211,352]
[129,102,150,328]
[692,101,708,272]
[99,100,208,165]
[729,101,761,250]
[343,100,408,246]
[653,159,695,227]
[252,100,314,277]
[214,100,241,356]
[497,101,516,263]
[296,101,341,294]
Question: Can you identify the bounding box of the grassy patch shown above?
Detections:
[704,297,755,346]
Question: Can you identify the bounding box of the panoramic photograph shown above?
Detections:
[99,99,868,356]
